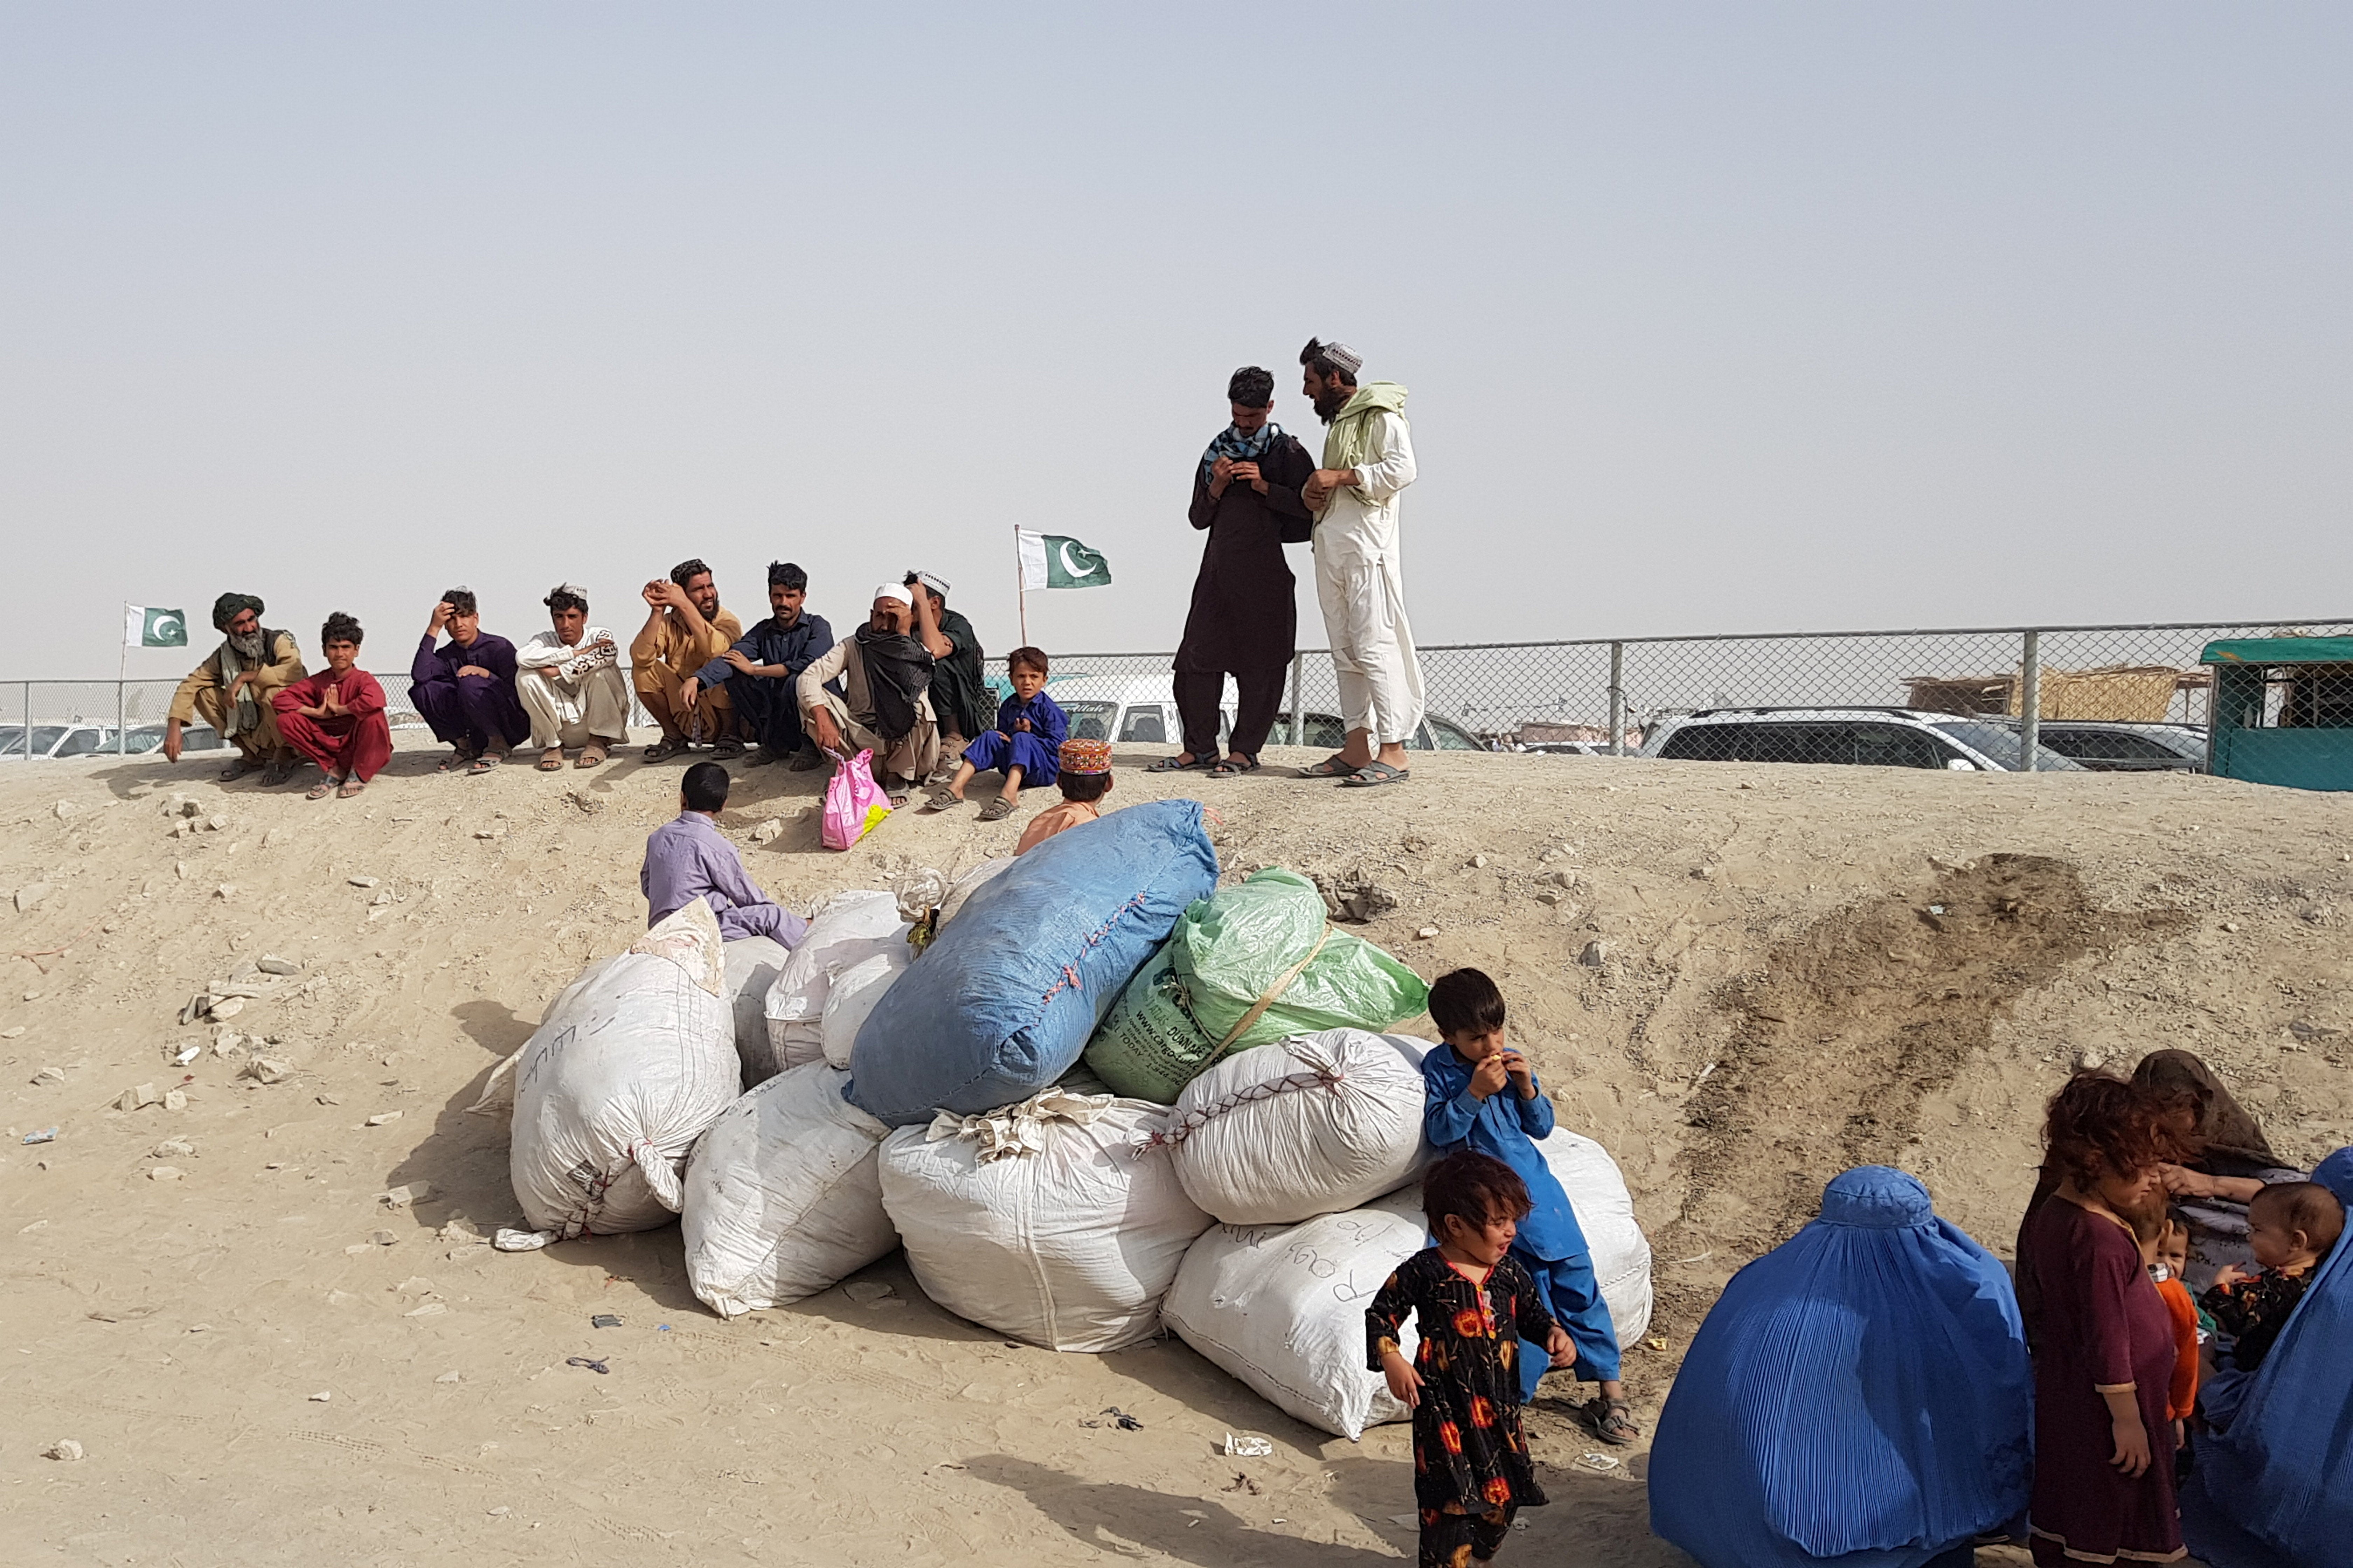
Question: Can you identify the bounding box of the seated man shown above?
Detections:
[642,761,809,946]
[906,570,987,779]
[163,592,307,784]
[682,561,833,770]
[411,587,530,773]
[272,612,392,799]
[516,583,630,771]
[797,584,941,804]
[631,557,742,762]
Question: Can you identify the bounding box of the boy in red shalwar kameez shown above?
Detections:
[273,612,392,799]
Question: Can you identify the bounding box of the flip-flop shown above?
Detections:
[1145,755,1212,773]
[1296,752,1355,779]
[1339,761,1410,787]
[338,778,367,798]
[1207,754,1260,778]
[977,797,1015,823]
[1594,1399,1640,1445]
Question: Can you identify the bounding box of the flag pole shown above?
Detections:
[118,604,130,754]
[1014,526,1029,647]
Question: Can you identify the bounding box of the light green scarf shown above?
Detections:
[1320,381,1408,472]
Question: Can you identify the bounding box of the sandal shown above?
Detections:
[642,736,689,763]
[1145,754,1212,773]
[306,776,342,800]
[1593,1398,1640,1445]
[338,778,367,799]
[467,752,501,775]
[711,736,747,761]
[1339,761,1410,788]
[976,797,1015,823]
[218,758,257,782]
[1207,754,1260,778]
[1296,752,1356,779]
[922,788,965,813]
[536,749,566,772]
[575,744,608,769]
[437,745,478,773]
[260,759,298,787]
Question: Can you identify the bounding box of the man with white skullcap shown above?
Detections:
[514,583,631,770]
[1297,337,1423,786]
[796,582,942,804]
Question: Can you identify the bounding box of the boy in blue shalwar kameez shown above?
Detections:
[1421,966,1638,1445]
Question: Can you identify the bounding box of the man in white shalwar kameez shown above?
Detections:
[516,583,631,771]
[1296,338,1423,786]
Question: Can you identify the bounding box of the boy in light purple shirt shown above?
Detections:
[640,761,808,946]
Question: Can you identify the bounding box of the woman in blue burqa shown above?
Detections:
[1649,1167,2032,1568]
[2181,1146,2353,1568]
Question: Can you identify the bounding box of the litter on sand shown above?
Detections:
[1222,1432,1273,1457]
[22,1127,57,1145]
[591,1313,623,1328]
[1578,1452,1623,1471]
[494,1228,556,1252]
[1082,1407,1144,1431]
[566,1356,610,1375]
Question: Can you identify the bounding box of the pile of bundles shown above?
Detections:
[507,799,1653,1439]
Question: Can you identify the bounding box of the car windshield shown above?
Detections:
[1929,721,2086,771]
[1060,702,1118,743]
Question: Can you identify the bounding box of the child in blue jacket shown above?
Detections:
[1421,966,1637,1444]
[925,645,1067,823]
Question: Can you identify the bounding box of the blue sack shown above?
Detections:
[845,800,1218,1126]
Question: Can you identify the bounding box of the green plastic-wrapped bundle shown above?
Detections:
[1083,868,1430,1103]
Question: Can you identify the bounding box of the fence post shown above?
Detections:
[116,679,126,754]
[1288,649,1303,748]
[2019,629,2041,772]
[1607,641,1626,755]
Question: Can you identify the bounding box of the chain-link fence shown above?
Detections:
[7,617,2351,781]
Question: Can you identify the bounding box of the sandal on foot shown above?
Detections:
[574,744,608,769]
[260,759,298,787]
[338,777,367,798]
[1339,761,1410,787]
[1145,754,1211,773]
[922,788,965,812]
[219,757,258,782]
[1207,754,1260,778]
[1296,752,1356,778]
[1594,1399,1640,1445]
[306,777,342,800]
[467,752,501,775]
[711,736,747,761]
[437,746,478,773]
[642,736,689,763]
[536,749,566,772]
[976,797,1015,823]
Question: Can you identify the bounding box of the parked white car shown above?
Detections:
[1034,674,1488,754]
[1639,708,2087,771]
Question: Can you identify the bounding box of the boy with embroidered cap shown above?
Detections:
[1420,966,1634,1445]
[1015,736,1114,853]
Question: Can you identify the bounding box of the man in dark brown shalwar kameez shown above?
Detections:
[1152,365,1317,777]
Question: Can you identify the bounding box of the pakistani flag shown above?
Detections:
[126,605,189,648]
[1016,530,1112,590]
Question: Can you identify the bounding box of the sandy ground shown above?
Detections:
[3,735,2351,1567]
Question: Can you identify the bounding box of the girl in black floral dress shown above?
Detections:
[1368,1151,1576,1568]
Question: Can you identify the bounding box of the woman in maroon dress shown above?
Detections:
[2019,1071,2186,1566]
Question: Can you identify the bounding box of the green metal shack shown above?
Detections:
[2200,637,2353,791]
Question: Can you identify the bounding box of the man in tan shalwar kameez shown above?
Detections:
[630,557,743,762]
[164,592,307,784]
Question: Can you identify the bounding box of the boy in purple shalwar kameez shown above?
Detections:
[411,587,531,772]
[641,762,809,946]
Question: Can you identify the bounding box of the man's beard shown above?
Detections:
[1313,386,1350,423]
[229,630,265,660]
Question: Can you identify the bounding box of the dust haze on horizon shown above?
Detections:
[3,4,2348,684]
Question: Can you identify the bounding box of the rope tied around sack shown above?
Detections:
[1137,1057,1352,1153]
[927,1085,1120,1164]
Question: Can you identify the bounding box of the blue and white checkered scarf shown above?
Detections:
[1199,420,1283,486]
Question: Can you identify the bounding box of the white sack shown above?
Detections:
[722,936,791,1080]
[682,1063,897,1316]
[939,856,1015,924]
[1167,1029,1429,1226]
[759,892,907,1080]
[1161,1123,1652,1440]
[878,1089,1212,1352]
[1162,1186,1428,1441]
[820,949,909,1071]
[510,899,739,1237]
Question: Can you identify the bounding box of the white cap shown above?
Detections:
[872,582,911,606]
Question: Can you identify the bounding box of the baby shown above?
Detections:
[2200,1181,2344,1374]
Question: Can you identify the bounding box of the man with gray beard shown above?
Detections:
[164,592,308,783]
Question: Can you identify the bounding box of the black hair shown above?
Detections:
[1423,1150,1532,1240]
[1428,967,1507,1040]
[546,587,588,615]
[1299,338,1358,386]
[1228,366,1275,408]
[670,558,712,589]
[681,760,732,814]
[768,561,808,591]
[2251,1181,2346,1256]
[1006,646,1050,676]
[321,611,364,647]
[1058,771,1112,804]
[440,588,478,618]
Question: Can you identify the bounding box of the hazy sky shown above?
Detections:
[4,5,2348,681]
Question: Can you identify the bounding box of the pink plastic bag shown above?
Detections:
[821,748,892,851]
